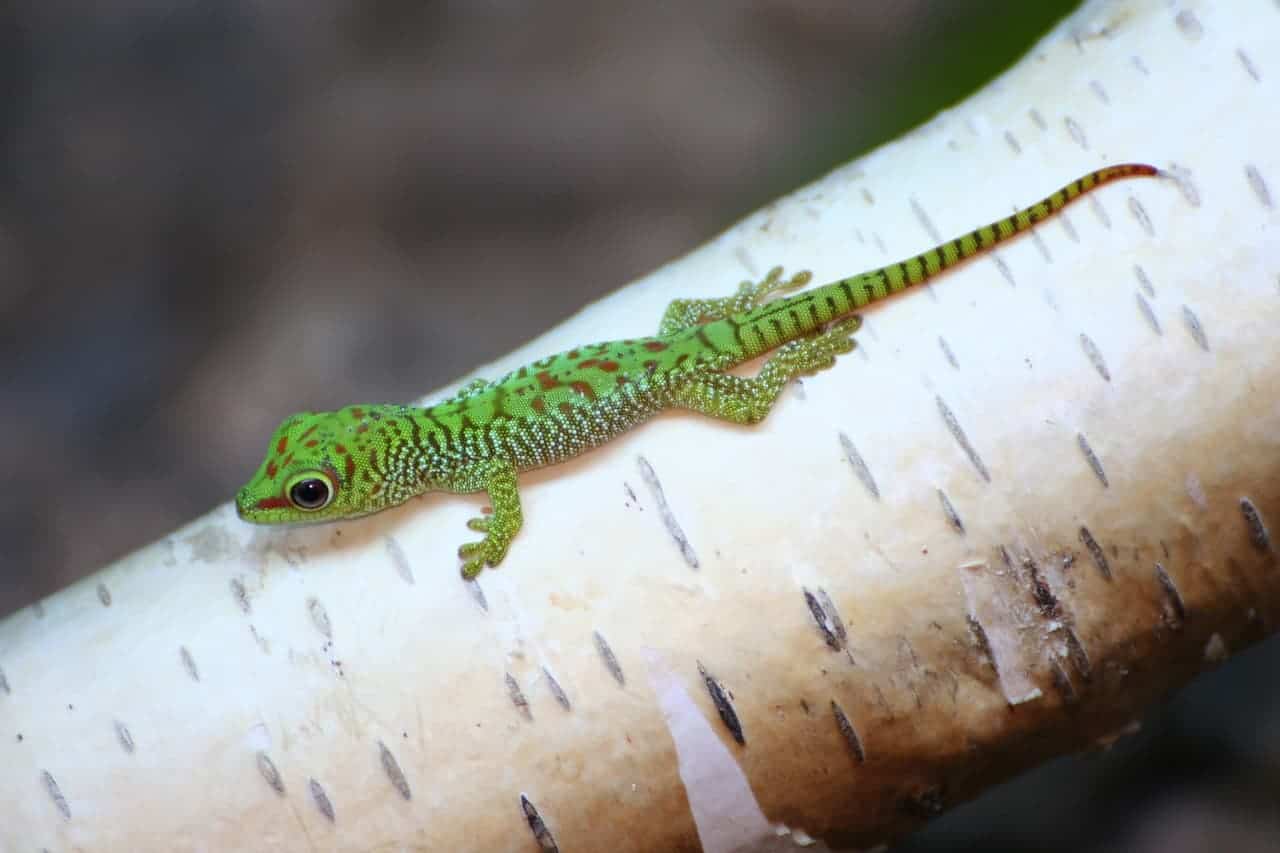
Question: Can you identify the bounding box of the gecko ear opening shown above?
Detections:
[286,472,335,511]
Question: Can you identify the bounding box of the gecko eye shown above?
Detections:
[286,474,333,511]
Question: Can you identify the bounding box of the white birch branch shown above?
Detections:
[3,0,1279,850]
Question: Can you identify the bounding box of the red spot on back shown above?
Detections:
[276,436,288,455]
[569,380,596,399]
[345,454,357,483]
[351,407,365,419]
[578,358,599,369]
[536,371,561,390]
[643,340,668,352]
[334,444,347,455]
[266,461,278,479]
[255,496,293,511]
[305,439,319,448]
[599,360,619,372]
[643,360,658,374]
[531,398,546,414]
[616,376,630,386]
[558,402,574,416]
[281,453,294,468]
[567,349,580,359]
[356,424,369,434]
[299,425,318,441]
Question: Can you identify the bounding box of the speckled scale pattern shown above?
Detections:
[237,164,1159,578]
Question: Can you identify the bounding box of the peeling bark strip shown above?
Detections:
[936,396,990,482]
[43,770,70,819]
[521,794,560,852]
[1080,525,1111,578]
[698,662,745,745]
[1239,497,1271,552]
[838,432,880,500]
[506,673,532,720]
[309,778,335,822]
[637,456,699,568]
[831,700,866,763]
[256,752,285,795]
[378,741,412,800]
[593,630,625,686]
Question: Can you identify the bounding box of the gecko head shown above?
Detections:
[236,405,405,525]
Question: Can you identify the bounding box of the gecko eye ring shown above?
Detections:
[287,474,334,511]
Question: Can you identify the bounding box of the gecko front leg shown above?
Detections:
[449,457,523,579]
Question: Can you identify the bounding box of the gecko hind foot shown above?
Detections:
[657,267,813,335]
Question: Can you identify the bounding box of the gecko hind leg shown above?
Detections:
[657,266,812,336]
[672,316,861,424]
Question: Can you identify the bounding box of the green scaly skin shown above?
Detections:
[237,164,1159,578]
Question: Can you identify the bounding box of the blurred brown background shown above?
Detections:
[2,2,1277,850]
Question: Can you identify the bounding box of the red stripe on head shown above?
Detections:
[255,496,293,510]
[276,435,289,455]
[345,455,356,483]
[266,461,278,479]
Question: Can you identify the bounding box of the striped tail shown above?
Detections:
[735,163,1159,357]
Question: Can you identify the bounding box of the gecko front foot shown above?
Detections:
[459,517,510,579]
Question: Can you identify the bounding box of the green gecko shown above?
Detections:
[237,163,1158,578]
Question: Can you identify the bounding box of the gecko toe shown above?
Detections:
[460,557,485,580]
